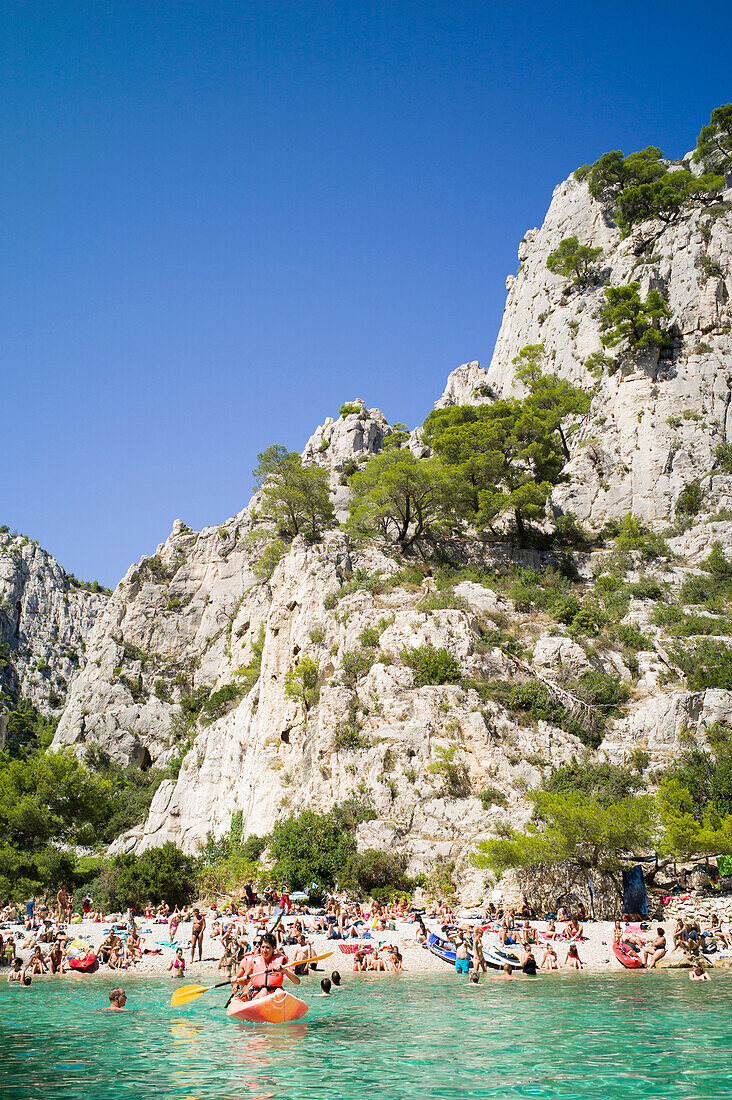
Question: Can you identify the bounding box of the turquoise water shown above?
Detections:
[1,970,731,1099]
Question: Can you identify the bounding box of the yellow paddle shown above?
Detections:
[170,952,334,1008]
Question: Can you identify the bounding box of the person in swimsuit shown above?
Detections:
[540,943,558,970]
[190,909,206,963]
[7,958,23,983]
[168,948,186,976]
[520,946,538,975]
[105,988,128,1011]
[232,932,300,1001]
[642,928,666,969]
[168,909,180,945]
[690,963,710,981]
[564,944,583,970]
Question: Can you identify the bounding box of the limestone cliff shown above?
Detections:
[44,162,732,893]
[0,531,107,721]
[437,166,732,528]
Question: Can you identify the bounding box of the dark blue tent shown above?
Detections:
[622,864,648,916]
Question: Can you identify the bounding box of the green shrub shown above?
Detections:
[627,578,663,600]
[479,785,508,809]
[339,403,363,418]
[402,646,462,687]
[341,649,375,687]
[615,515,672,560]
[674,640,732,690]
[284,657,320,709]
[571,600,609,635]
[675,480,704,518]
[309,627,326,645]
[714,442,732,472]
[551,593,582,624]
[340,849,414,898]
[254,538,287,581]
[614,623,649,651]
[235,625,266,692]
[202,682,244,724]
[358,626,381,649]
[334,722,371,751]
[427,746,471,798]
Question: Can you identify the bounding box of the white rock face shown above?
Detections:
[41,162,732,901]
[481,175,732,527]
[0,533,107,716]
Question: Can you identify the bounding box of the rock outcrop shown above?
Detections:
[41,159,732,893]
[0,532,107,716]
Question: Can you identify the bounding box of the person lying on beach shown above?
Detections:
[689,964,710,981]
[641,929,666,969]
[564,944,583,970]
[168,949,186,976]
[540,944,558,971]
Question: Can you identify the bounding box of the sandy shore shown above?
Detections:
[4,916,713,979]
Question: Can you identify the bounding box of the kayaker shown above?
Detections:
[232,932,301,1001]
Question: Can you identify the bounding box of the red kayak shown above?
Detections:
[613,940,643,969]
[227,990,309,1024]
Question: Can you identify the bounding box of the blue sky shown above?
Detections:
[3,1,730,586]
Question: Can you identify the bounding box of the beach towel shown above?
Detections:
[622,865,648,917]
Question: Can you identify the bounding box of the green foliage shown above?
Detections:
[267,808,358,891]
[614,515,672,560]
[347,449,452,550]
[694,103,732,174]
[599,284,670,353]
[421,353,588,539]
[235,625,266,692]
[254,538,288,581]
[541,760,642,805]
[284,656,320,709]
[473,786,656,890]
[675,480,704,519]
[675,640,732,691]
[340,848,414,898]
[715,442,732,473]
[83,744,174,844]
[427,746,471,798]
[91,843,198,912]
[581,142,724,237]
[341,648,375,687]
[584,349,617,377]
[253,445,335,540]
[358,626,381,649]
[339,403,363,418]
[479,785,508,809]
[546,236,603,289]
[402,646,462,687]
[3,699,57,757]
[201,682,244,724]
[551,592,582,624]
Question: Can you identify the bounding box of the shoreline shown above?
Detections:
[6,916,725,979]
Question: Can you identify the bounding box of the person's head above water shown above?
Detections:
[330,970,341,986]
[109,988,127,1009]
[320,978,331,995]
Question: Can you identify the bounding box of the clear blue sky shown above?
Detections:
[3,1,730,586]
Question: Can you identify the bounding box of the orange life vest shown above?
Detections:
[249,952,285,991]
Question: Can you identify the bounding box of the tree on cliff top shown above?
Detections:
[694,103,732,174]
[253,445,335,540]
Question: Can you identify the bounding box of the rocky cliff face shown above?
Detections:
[437,168,732,529]
[46,166,732,894]
[0,532,107,720]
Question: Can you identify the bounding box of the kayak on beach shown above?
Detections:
[612,940,644,969]
[227,989,309,1024]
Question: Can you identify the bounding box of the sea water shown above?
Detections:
[1,970,730,1099]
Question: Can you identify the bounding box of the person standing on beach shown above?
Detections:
[190,908,206,963]
[56,885,67,922]
[472,927,487,973]
[454,935,470,976]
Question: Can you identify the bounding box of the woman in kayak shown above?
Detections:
[232,932,300,1001]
